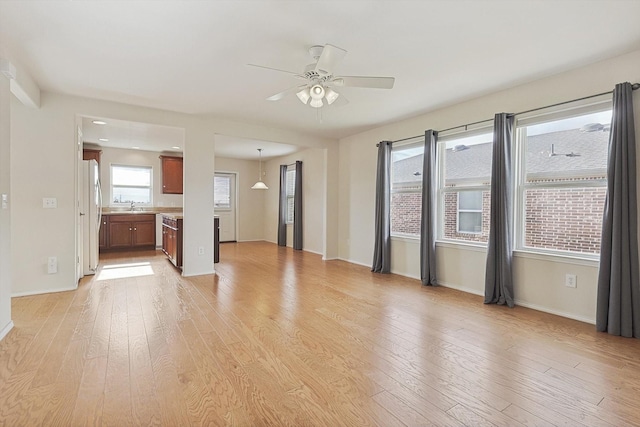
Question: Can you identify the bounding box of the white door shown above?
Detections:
[214,172,236,242]
[76,124,84,283]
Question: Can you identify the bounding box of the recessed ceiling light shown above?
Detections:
[132,146,140,149]
[172,146,181,150]
[99,138,109,142]
[92,120,107,125]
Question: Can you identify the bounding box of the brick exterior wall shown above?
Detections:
[443,191,491,243]
[524,187,605,254]
[393,187,604,254]
[391,192,422,235]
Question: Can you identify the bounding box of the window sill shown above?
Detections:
[436,240,487,252]
[391,234,420,243]
[513,249,599,267]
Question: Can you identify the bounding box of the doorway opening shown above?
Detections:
[214,172,237,242]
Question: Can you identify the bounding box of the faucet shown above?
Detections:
[130,201,135,211]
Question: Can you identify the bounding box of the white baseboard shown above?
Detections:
[12,285,78,298]
[0,321,14,342]
[437,280,484,297]
[337,257,371,268]
[514,300,595,325]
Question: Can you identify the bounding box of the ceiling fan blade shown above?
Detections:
[331,94,349,107]
[248,63,304,78]
[315,44,347,75]
[332,76,395,89]
[266,85,306,101]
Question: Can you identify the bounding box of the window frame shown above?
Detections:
[110,163,153,207]
[213,174,232,210]
[437,126,493,245]
[390,139,424,239]
[513,98,612,259]
[285,165,296,225]
[456,190,483,234]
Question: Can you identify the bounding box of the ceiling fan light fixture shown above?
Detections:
[310,84,325,100]
[310,98,323,108]
[296,87,311,104]
[325,87,339,105]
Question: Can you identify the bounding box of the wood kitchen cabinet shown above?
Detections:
[83,148,102,166]
[160,155,183,194]
[104,214,156,250]
[99,215,109,250]
[162,215,183,268]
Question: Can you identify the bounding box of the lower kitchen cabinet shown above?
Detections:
[99,215,109,250]
[162,215,183,268]
[102,214,156,251]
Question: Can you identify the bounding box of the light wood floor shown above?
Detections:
[1,242,640,426]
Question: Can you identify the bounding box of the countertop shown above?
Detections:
[102,207,182,215]
[161,213,183,220]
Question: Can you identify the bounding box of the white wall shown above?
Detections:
[0,66,13,340]
[263,148,327,256]
[214,157,265,242]
[9,91,333,295]
[339,48,640,324]
[94,145,183,208]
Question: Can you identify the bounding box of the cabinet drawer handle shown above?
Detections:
[129,228,132,231]
[134,228,137,231]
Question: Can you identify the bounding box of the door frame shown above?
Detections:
[214,170,238,242]
[75,120,83,284]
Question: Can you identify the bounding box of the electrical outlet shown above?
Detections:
[565,274,577,288]
[198,247,205,256]
[43,197,57,208]
[47,256,58,274]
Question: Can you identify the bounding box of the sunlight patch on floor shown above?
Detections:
[96,262,154,280]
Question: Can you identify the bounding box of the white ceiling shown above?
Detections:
[81,115,300,159]
[2,1,640,150]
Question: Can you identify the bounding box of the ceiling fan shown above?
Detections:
[249,44,395,108]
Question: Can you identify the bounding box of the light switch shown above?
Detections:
[1,194,7,209]
[43,198,57,208]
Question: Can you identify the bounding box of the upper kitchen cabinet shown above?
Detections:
[160,155,183,194]
[83,148,102,166]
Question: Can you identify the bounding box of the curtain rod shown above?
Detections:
[384,83,640,145]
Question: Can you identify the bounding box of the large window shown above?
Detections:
[111,164,152,205]
[391,141,423,237]
[286,166,296,224]
[515,106,611,256]
[438,131,493,243]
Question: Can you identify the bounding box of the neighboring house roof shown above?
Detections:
[393,128,609,186]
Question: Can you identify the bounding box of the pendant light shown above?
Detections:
[251,148,268,190]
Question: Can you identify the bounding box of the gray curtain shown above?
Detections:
[277,164,287,247]
[372,141,392,273]
[597,82,639,338]
[420,130,438,286]
[484,113,515,307]
[293,161,303,250]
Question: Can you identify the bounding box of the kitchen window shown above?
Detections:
[111,164,152,205]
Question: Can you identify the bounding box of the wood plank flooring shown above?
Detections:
[1,241,640,426]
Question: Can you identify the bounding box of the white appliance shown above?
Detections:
[81,159,102,275]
